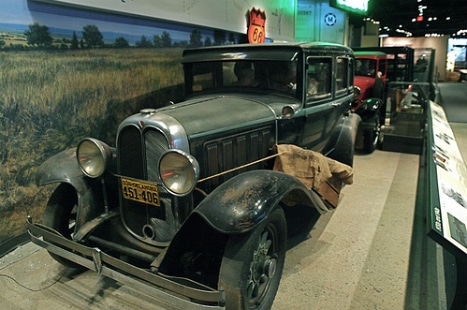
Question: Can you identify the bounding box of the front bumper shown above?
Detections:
[26,217,225,309]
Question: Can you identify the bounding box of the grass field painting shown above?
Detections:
[0,0,240,247]
[0,47,184,244]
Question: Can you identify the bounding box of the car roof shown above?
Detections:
[182,42,353,63]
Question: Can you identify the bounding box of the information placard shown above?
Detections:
[428,101,467,256]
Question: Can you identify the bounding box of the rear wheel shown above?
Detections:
[218,206,287,309]
[43,183,83,269]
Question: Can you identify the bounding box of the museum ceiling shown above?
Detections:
[350,0,467,38]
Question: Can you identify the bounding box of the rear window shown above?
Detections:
[306,57,332,101]
[336,57,351,94]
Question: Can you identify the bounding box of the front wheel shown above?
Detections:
[218,206,287,309]
[42,183,83,269]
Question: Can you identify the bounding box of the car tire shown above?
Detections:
[372,77,384,99]
[43,183,84,269]
[218,206,287,309]
[363,116,382,153]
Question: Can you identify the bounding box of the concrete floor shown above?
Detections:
[0,83,465,309]
[0,149,420,310]
[274,150,420,310]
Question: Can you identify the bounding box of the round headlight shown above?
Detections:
[281,106,295,119]
[352,86,361,100]
[77,138,111,178]
[159,150,199,196]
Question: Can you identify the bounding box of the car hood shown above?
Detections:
[354,76,375,99]
[157,95,280,137]
[354,76,375,89]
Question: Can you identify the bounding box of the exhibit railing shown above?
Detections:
[408,99,467,308]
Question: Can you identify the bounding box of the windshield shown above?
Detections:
[185,60,299,97]
[355,59,377,77]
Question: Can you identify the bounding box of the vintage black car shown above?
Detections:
[27,42,360,309]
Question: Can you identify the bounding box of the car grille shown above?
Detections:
[117,125,176,243]
[118,126,169,180]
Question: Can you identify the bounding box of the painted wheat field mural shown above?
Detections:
[0,48,184,243]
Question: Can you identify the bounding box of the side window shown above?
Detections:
[306,57,332,101]
[191,62,215,92]
[336,57,349,93]
[223,62,237,86]
[378,59,387,77]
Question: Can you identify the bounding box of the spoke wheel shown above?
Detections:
[219,206,286,309]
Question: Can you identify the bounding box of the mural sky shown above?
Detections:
[1,0,214,44]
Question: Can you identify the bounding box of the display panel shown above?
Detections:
[428,101,467,256]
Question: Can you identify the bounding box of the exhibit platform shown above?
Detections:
[1,82,466,309]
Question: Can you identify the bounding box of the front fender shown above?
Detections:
[36,148,89,194]
[354,98,383,123]
[193,170,328,234]
[36,148,106,229]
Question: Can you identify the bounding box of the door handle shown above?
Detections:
[331,102,342,107]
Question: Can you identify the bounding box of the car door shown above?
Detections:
[300,56,334,150]
[301,54,353,151]
[327,55,353,135]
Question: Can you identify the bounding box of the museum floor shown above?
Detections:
[0,82,466,310]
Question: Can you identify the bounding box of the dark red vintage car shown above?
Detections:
[352,51,388,153]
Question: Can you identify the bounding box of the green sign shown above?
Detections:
[331,0,369,14]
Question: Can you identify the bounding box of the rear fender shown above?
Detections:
[322,113,361,167]
[192,170,328,234]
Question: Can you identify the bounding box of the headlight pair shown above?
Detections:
[76,138,199,196]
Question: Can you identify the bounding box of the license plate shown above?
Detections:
[121,177,160,207]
